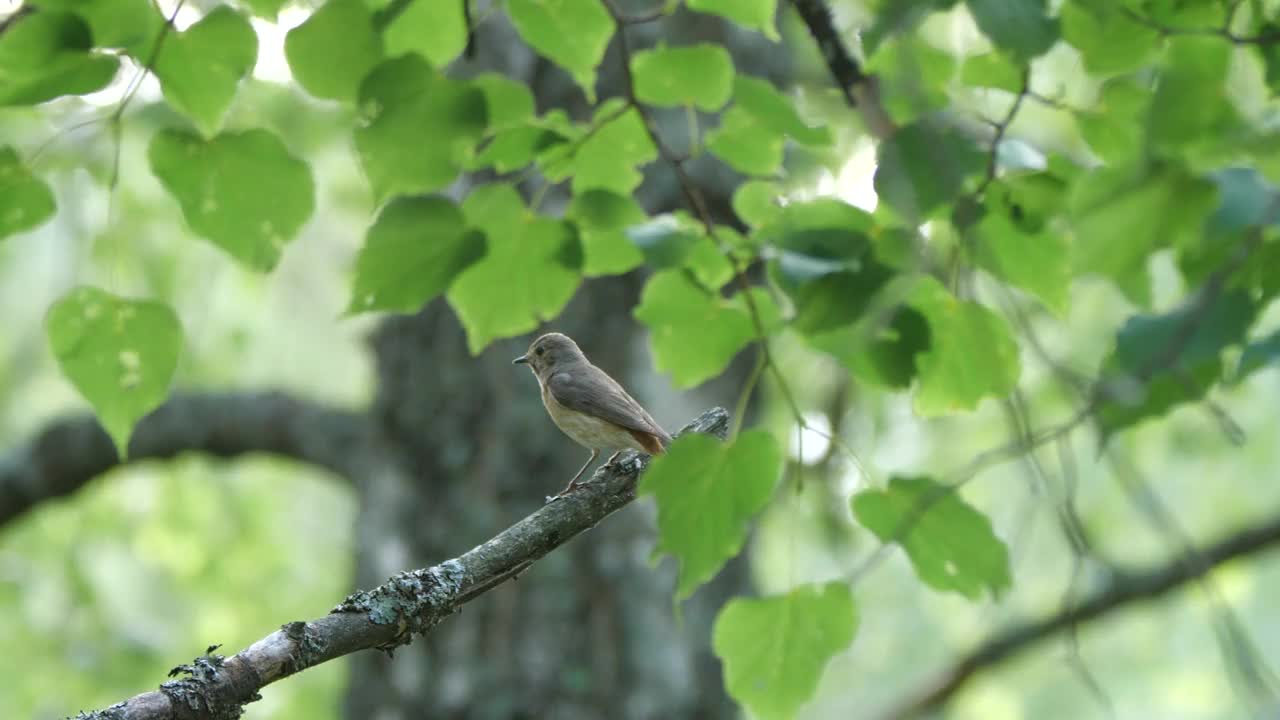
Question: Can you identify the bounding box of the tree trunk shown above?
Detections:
[343,8,783,717]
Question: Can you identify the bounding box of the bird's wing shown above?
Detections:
[547,366,670,443]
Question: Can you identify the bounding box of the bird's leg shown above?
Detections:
[555,448,599,497]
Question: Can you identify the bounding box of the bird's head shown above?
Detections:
[513,332,587,377]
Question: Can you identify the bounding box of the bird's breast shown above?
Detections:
[541,383,646,452]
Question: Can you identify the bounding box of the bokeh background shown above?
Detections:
[2,1,1279,718]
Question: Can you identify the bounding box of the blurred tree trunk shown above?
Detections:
[342,8,784,718]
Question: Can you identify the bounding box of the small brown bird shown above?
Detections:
[513,332,672,497]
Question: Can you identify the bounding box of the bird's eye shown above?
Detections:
[535,347,544,356]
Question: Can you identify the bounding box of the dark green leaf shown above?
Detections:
[354,55,488,202]
[285,0,384,103]
[909,277,1020,414]
[688,0,778,40]
[640,431,782,598]
[446,185,582,353]
[0,146,56,241]
[473,73,536,132]
[153,7,258,136]
[853,475,1011,599]
[29,0,162,53]
[1097,289,1258,437]
[631,44,735,111]
[874,122,984,221]
[383,0,467,67]
[713,583,856,720]
[348,196,485,313]
[809,306,932,389]
[0,11,119,106]
[507,0,613,100]
[148,128,315,272]
[965,0,1059,62]
[46,287,183,457]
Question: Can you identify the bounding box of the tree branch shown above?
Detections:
[0,391,374,527]
[70,407,729,720]
[881,510,1280,720]
[788,0,897,139]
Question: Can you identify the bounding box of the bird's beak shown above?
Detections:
[512,354,529,365]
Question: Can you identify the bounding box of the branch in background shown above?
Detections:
[789,0,896,139]
[71,407,729,720]
[0,391,374,528]
[881,511,1280,720]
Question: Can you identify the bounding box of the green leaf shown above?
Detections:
[473,73,536,132]
[853,475,1011,599]
[635,270,774,387]
[29,0,163,53]
[507,0,613,100]
[148,128,315,272]
[731,75,830,146]
[713,583,857,720]
[0,146,56,241]
[383,0,468,67]
[446,185,582,354]
[1074,77,1149,166]
[959,52,1023,91]
[569,107,657,194]
[640,431,782,598]
[808,306,932,389]
[152,7,258,136]
[706,106,785,175]
[732,180,783,228]
[566,190,646,276]
[1236,329,1280,383]
[1148,37,1236,152]
[965,0,1059,62]
[1070,163,1217,306]
[908,277,1020,415]
[625,214,703,268]
[348,196,485,314]
[874,122,984,221]
[0,10,119,106]
[1059,0,1158,75]
[865,35,955,124]
[969,203,1071,315]
[631,44,735,111]
[285,0,384,103]
[688,0,778,40]
[46,287,183,457]
[354,55,488,202]
[471,125,567,173]
[1097,289,1257,437]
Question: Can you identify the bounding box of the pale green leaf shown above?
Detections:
[383,0,468,67]
[507,0,613,100]
[152,7,258,136]
[0,11,119,105]
[148,128,315,271]
[640,431,782,598]
[46,287,183,457]
[632,44,734,111]
[713,583,857,720]
[0,146,56,240]
[285,0,383,103]
[688,0,778,40]
[853,475,1011,599]
[446,185,583,353]
[908,277,1020,415]
[566,189,646,276]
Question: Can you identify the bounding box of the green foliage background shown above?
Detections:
[2,0,1280,718]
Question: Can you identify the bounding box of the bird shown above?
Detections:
[513,332,672,497]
